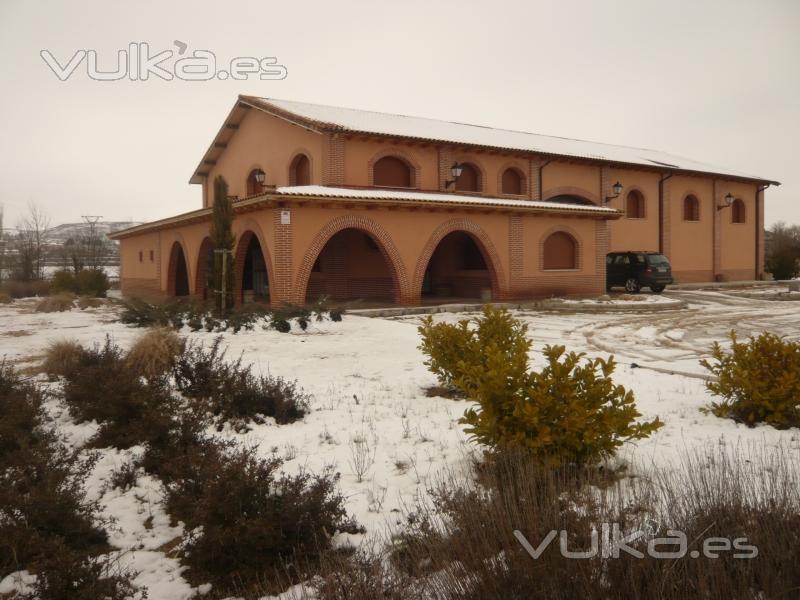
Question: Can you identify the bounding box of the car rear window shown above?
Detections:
[645,254,670,265]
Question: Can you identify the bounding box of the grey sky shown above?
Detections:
[0,0,797,228]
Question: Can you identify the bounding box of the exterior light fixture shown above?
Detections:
[604,181,623,204]
[718,193,735,211]
[445,162,464,189]
[254,169,266,185]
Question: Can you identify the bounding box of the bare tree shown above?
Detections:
[14,203,51,280]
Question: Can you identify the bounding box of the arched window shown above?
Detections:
[501,168,524,195]
[246,169,262,196]
[683,195,700,221]
[543,232,577,270]
[625,190,645,219]
[290,154,311,186]
[455,163,480,192]
[731,198,746,223]
[373,156,412,188]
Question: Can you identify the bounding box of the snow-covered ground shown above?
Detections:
[1,290,799,598]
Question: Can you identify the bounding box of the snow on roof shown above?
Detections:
[247,97,776,184]
[275,185,618,214]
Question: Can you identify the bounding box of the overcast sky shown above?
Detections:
[0,0,797,229]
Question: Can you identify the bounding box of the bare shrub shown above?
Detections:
[349,435,375,483]
[77,295,103,310]
[173,338,308,431]
[126,327,184,381]
[0,279,50,299]
[35,292,76,313]
[41,339,83,378]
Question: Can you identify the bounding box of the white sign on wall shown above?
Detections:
[280,210,291,225]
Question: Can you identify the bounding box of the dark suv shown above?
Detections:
[606,251,673,293]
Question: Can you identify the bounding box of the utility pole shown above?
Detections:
[81,215,103,269]
[214,248,233,317]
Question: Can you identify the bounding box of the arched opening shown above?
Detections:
[731,198,746,223]
[625,190,646,218]
[195,237,214,300]
[501,167,524,195]
[245,168,263,197]
[421,231,494,301]
[234,233,270,304]
[543,232,578,270]
[305,228,397,304]
[373,156,412,188]
[548,194,596,206]
[683,195,700,221]
[290,154,311,186]
[455,163,480,192]
[167,241,190,297]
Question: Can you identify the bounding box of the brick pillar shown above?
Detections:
[438,147,455,191]
[660,176,672,258]
[595,219,610,294]
[530,157,547,201]
[756,187,765,280]
[712,180,722,281]
[273,208,293,306]
[508,214,523,298]
[322,133,344,186]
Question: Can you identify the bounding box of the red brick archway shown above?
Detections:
[412,219,505,303]
[295,215,410,305]
[233,229,275,305]
[167,240,190,297]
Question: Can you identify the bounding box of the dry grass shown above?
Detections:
[0,291,12,304]
[42,339,84,378]
[35,292,75,313]
[77,295,104,310]
[2,330,31,337]
[125,327,185,380]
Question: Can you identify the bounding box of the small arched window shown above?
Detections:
[731,198,746,223]
[455,163,480,192]
[625,190,646,219]
[246,169,262,196]
[683,195,700,221]
[290,154,311,186]
[373,156,412,188]
[543,232,577,270]
[501,168,524,195]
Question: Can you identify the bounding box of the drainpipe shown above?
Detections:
[756,183,770,280]
[658,173,673,255]
[538,160,552,201]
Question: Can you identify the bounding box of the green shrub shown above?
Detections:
[419,306,661,464]
[51,269,109,298]
[173,338,308,431]
[418,305,530,391]
[701,331,800,427]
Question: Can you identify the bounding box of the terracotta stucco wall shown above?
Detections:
[605,169,660,253]
[719,180,757,279]
[203,110,324,203]
[542,162,601,204]
[668,175,714,282]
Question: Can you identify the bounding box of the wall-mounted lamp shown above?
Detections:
[254,169,266,186]
[444,162,464,189]
[717,192,735,211]
[604,181,623,204]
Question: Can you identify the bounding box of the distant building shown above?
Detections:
[110,97,778,304]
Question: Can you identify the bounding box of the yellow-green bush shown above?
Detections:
[701,331,800,428]
[418,306,662,464]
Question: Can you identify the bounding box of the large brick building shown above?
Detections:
[110,96,778,306]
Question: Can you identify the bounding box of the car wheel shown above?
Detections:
[651,285,665,294]
[624,278,641,293]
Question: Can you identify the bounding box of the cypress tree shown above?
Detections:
[210,176,236,314]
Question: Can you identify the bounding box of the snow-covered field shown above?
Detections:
[1,289,799,598]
